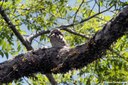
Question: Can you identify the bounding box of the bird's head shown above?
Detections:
[49,29,63,37]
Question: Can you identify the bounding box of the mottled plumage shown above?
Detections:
[49,29,67,48]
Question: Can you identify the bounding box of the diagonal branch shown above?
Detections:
[88,0,96,16]
[0,7,33,50]
[0,6,128,83]
[61,28,89,39]
[73,0,85,23]
[0,6,57,85]
[59,5,113,28]
[28,27,89,44]
[28,6,112,42]
[28,30,50,43]
[0,3,114,85]
[79,5,113,24]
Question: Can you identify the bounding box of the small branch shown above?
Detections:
[0,7,33,50]
[95,0,100,13]
[57,5,113,28]
[88,1,96,16]
[28,27,89,43]
[73,0,85,23]
[61,28,89,39]
[28,30,50,43]
[23,77,31,85]
[28,6,112,41]
[79,5,113,23]
[95,16,108,22]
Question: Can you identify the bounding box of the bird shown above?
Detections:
[49,29,68,48]
[49,29,69,73]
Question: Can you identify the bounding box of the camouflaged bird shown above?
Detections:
[49,29,68,48]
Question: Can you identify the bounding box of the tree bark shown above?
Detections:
[0,6,57,85]
[0,6,128,84]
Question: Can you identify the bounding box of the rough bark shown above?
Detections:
[0,6,128,84]
[0,7,57,85]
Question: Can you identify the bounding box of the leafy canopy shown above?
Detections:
[0,0,128,84]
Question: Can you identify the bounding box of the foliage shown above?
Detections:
[0,0,128,84]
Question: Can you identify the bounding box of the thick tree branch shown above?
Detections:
[0,6,128,83]
[0,6,57,85]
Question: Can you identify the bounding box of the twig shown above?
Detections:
[73,0,85,23]
[61,28,89,39]
[79,5,113,24]
[33,39,46,46]
[23,77,31,85]
[95,16,108,22]
[95,0,100,13]
[28,30,50,43]
[88,1,96,16]
[57,5,113,28]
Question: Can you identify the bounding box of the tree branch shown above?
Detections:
[28,6,112,42]
[0,6,128,83]
[79,5,113,24]
[0,7,33,50]
[28,27,89,44]
[0,6,57,85]
[73,0,85,23]
[61,28,89,39]
[28,30,50,43]
[88,0,96,16]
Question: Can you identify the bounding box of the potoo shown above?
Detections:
[49,29,67,48]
